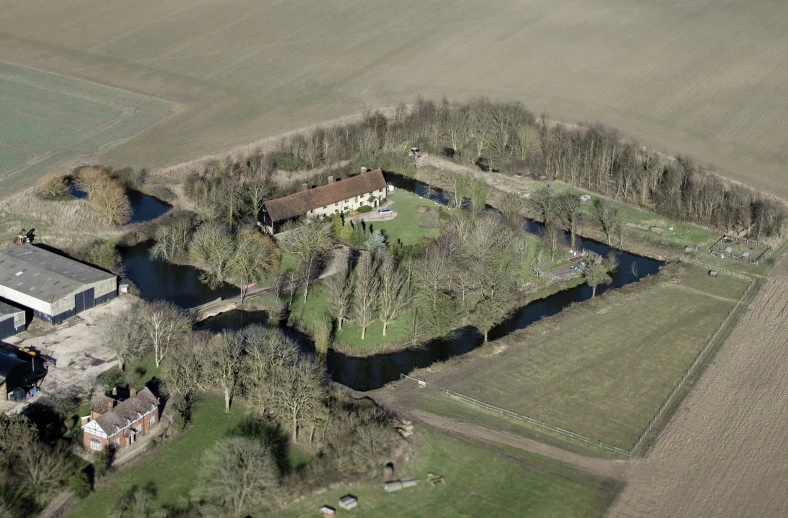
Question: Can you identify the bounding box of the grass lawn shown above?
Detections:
[421,264,750,449]
[516,179,714,249]
[70,397,247,517]
[372,190,442,246]
[278,429,615,518]
[263,281,416,353]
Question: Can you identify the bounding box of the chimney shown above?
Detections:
[302,183,308,192]
[108,399,114,412]
[130,385,137,398]
[360,167,368,174]
[328,176,334,184]
[112,386,117,396]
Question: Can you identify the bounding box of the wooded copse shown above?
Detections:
[181,97,785,240]
[324,212,530,343]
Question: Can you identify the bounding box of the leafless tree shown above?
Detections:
[378,255,408,336]
[194,437,280,517]
[230,230,276,302]
[352,253,380,340]
[150,217,193,261]
[35,173,70,200]
[200,332,245,413]
[540,223,566,261]
[287,219,333,303]
[189,222,235,288]
[499,192,524,222]
[92,179,131,225]
[140,300,192,367]
[531,188,558,225]
[268,358,326,442]
[326,265,352,331]
[557,193,583,251]
[592,198,622,246]
[584,261,612,298]
[100,301,145,371]
[19,443,73,506]
[469,178,487,217]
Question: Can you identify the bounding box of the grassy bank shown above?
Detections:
[278,429,616,518]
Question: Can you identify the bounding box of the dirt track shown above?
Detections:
[608,257,788,517]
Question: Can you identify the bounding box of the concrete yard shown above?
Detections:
[1,296,129,413]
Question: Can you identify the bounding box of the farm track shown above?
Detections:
[608,255,788,517]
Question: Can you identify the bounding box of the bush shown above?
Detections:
[172,400,192,433]
[69,471,91,499]
[358,205,373,213]
[35,174,70,201]
[98,367,126,389]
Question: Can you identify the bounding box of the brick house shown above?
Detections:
[261,168,388,234]
[81,386,160,452]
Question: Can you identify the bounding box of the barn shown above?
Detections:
[0,245,117,324]
[0,301,25,339]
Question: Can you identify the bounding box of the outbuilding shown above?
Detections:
[0,245,117,324]
[0,301,25,339]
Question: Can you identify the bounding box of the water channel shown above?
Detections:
[119,175,662,391]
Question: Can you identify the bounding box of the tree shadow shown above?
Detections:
[228,416,292,475]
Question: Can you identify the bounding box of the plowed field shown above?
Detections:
[609,258,788,517]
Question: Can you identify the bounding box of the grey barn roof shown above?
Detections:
[0,301,23,320]
[0,246,115,302]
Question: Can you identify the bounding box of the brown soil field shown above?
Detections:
[608,257,788,517]
[1,0,788,197]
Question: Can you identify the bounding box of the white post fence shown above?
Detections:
[402,259,757,459]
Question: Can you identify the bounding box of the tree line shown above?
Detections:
[191,97,784,239]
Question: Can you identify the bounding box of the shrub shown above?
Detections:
[35,174,70,200]
[68,471,91,499]
[358,205,373,213]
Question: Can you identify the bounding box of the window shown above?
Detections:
[355,196,358,202]
[322,206,327,210]
[335,202,338,206]
[310,209,314,214]
[90,439,102,451]
[148,416,156,426]
[135,424,143,433]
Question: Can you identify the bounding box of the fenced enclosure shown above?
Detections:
[708,235,771,264]
[402,260,757,458]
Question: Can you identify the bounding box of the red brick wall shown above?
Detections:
[82,408,159,452]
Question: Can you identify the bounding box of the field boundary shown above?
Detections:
[402,261,757,458]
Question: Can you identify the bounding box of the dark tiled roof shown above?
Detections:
[263,169,386,222]
[94,387,159,436]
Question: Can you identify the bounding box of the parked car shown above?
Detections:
[378,208,395,215]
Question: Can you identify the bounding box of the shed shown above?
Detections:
[0,354,30,396]
[0,245,117,324]
[0,301,25,339]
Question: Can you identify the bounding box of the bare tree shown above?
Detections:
[140,300,192,367]
[150,217,192,261]
[244,174,271,222]
[287,219,333,303]
[352,253,380,340]
[74,167,110,199]
[540,223,567,261]
[92,179,131,225]
[469,178,487,217]
[557,193,583,251]
[592,198,622,246]
[499,192,524,222]
[200,332,245,413]
[189,222,235,288]
[378,255,408,336]
[230,230,276,302]
[194,437,280,517]
[100,301,145,371]
[326,265,352,331]
[584,261,612,298]
[268,358,325,442]
[19,443,73,506]
[531,188,558,225]
[35,173,70,200]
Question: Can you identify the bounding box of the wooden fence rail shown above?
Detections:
[403,260,757,459]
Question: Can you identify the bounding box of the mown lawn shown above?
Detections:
[278,429,615,518]
[70,397,246,517]
[273,282,416,353]
[371,189,442,246]
[422,264,750,449]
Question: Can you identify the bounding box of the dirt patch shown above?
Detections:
[608,256,788,517]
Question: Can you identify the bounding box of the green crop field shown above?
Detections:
[418,265,751,450]
[0,61,172,196]
[0,0,787,198]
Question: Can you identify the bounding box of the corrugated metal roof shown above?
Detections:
[0,246,115,302]
[0,301,24,319]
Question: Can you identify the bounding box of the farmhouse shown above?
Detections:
[0,301,25,339]
[0,245,117,324]
[261,168,387,234]
[81,386,160,452]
